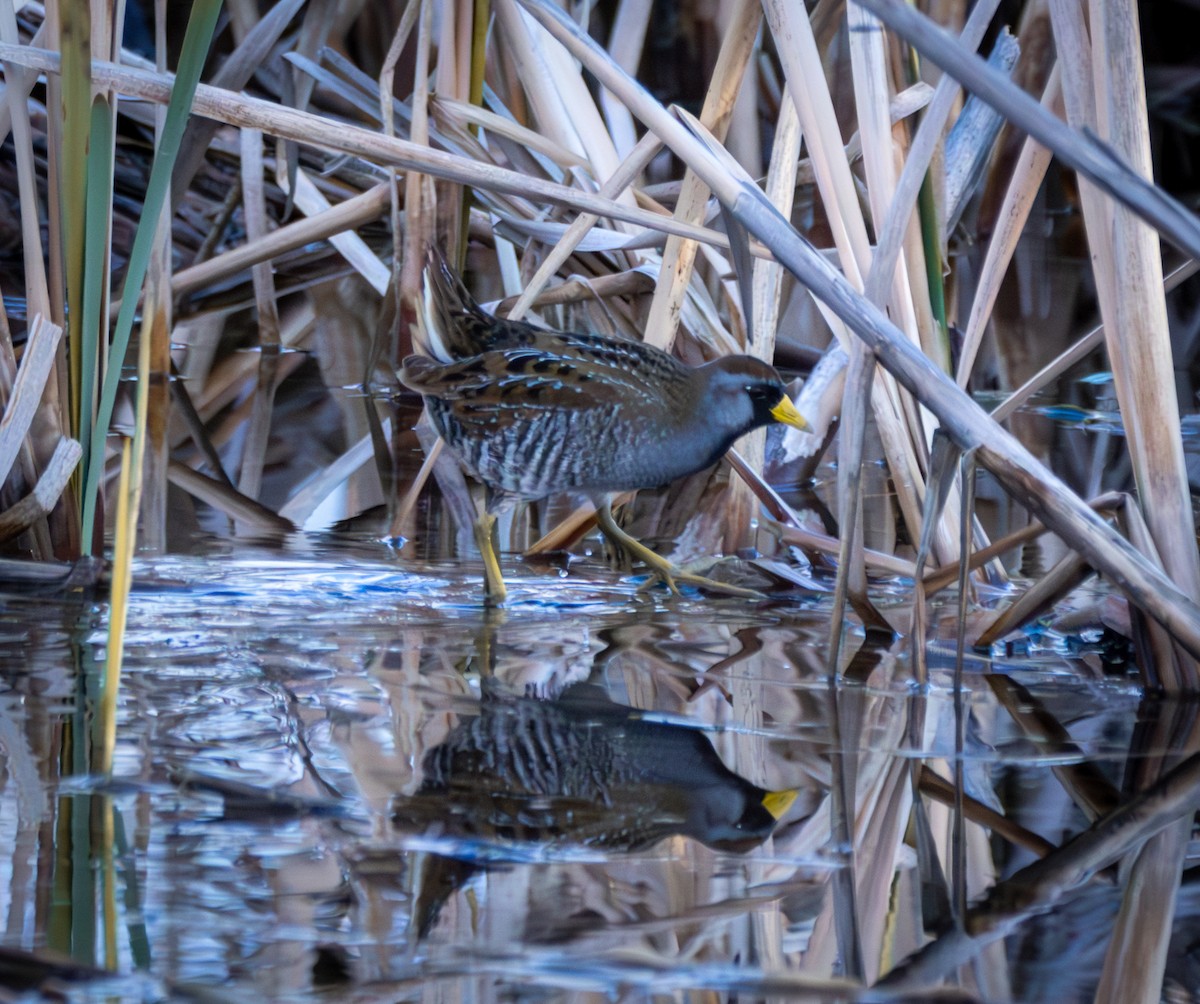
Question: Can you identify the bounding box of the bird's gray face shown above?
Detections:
[703,358,809,437]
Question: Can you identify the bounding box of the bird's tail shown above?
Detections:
[414,247,491,362]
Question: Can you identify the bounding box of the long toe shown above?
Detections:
[637,551,761,599]
[670,568,763,599]
[595,504,761,599]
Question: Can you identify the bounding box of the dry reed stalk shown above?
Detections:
[726,98,805,555]
[1093,1,1200,680]
[41,3,67,364]
[136,5,171,552]
[432,95,589,167]
[494,0,620,185]
[957,66,1061,387]
[0,16,50,325]
[392,0,433,294]
[99,436,134,775]
[0,318,78,546]
[763,0,944,571]
[138,208,172,554]
[233,128,282,534]
[0,43,746,253]
[843,4,912,620]
[506,130,662,322]
[170,184,393,300]
[773,523,916,578]
[642,0,760,353]
[0,319,62,485]
[600,0,652,159]
[859,0,1200,260]
[0,438,80,542]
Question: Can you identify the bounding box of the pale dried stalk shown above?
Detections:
[0,11,50,321]
[774,523,916,578]
[394,0,434,295]
[857,0,1200,261]
[722,96,804,555]
[0,437,80,542]
[600,0,652,158]
[957,65,1062,387]
[642,0,760,352]
[0,317,62,487]
[1092,0,1200,632]
[866,0,1000,358]
[234,127,283,532]
[439,0,470,101]
[507,130,662,323]
[1050,0,1198,695]
[1088,11,1200,984]
[764,0,935,564]
[171,184,392,301]
[761,0,870,288]
[494,0,626,198]
[290,169,391,295]
[432,95,589,167]
[751,100,802,356]
[139,168,173,550]
[0,43,743,254]
[844,5,918,607]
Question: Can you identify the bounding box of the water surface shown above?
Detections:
[0,541,1183,1002]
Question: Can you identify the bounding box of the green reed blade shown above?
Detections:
[81,0,224,555]
[78,95,114,494]
[60,0,91,437]
[918,170,950,369]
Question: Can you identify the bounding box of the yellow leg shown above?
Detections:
[474,512,508,604]
[594,503,762,599]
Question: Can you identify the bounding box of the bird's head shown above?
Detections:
[702,356,809,435]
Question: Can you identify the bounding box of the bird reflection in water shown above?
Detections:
[392,681,800,937]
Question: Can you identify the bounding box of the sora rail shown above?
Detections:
[400,250,809,602]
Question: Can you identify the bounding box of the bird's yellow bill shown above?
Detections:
[762,788,799,820]
[770,395,809,430]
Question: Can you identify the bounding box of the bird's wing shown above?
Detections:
[403,347,681,419]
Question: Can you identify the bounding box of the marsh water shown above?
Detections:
[3,516,1188,1003]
